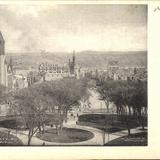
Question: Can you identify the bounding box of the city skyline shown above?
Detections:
[0,4,147,54]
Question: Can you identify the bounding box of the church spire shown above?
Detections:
[0,31,5,55]
[73,50,75,66]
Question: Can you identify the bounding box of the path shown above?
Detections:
[0,118,147,146]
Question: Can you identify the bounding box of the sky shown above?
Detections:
[0,4,147,54]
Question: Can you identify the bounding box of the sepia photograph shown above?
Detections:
[0,4,147,146]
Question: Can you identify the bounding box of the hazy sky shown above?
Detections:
[0,4,147,53]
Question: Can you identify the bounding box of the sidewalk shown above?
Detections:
[0,121,147,146]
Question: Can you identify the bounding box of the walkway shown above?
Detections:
[0,119,147,146]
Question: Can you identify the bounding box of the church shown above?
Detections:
[0,32,8,87]
[0,31,13,88]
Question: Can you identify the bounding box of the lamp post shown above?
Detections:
[103,107,109,145]
[7,129,11,144]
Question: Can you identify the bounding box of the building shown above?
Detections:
[38,63,70,81]
[38,51,81,81]
[0,32,16,90]
[0,32,8,87]
[13,75,28,89]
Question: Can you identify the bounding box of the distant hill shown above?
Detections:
[6,51,147,70]
[76,51,147,68]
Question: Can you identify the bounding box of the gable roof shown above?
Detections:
[0,31,5,43]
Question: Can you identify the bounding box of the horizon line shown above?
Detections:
[5,50,147,55]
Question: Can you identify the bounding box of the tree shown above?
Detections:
[5,78,89,144]
[8,78,89,144]
[9,86,49,145]
[130,81,147,129]
[98,80,124,114]
[97,80,147,135]
[39,78,89,134]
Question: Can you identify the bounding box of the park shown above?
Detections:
[0,77,147,146]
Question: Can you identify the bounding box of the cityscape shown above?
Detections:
[0,4,147,146]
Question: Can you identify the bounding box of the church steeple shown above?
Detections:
[68,50,76,75]
[0,31,5,55]
[73,50,75,66]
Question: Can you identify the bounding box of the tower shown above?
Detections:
[69,50,76,75]
[71,50,75,74]
[73,50,75,67]
[0,31,8,86]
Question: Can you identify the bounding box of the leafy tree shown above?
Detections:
[130,81,147,129]
[10,87,48,145]
[9,78,89,144]
[97,80,147,135]
[98,80,124,114]
[39,78,89,133]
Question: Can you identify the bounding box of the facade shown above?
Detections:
[38,51,81,81]
[38,63,70,81]
[0,32,15,89]
[0,32,8,87]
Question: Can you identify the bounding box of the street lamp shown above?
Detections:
[103,110,109,145]
[7,129,11,144]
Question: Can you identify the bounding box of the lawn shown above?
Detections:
[77,114,147,133]
[0,119,27,130]
[104,132,147,146]
[36,127,94,143]
[0,131,23,145]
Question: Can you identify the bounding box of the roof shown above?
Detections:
[0,31,5,43]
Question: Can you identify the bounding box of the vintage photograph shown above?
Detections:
[0,4,147,146]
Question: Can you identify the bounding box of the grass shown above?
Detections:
[77,114,147,133]
[0,119,27,130]
[0,131,23,146]
[104,132,147,146]
[36,127,94,143]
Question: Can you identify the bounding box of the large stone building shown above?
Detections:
[38,51,81,81]
[0,32,14,88]
[0,32,8,87]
